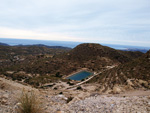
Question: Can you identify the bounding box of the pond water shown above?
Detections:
[67,71,93,81]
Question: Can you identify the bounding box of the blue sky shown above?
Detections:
[0,0,150,47]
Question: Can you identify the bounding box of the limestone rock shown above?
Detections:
[1,98,7,105]
[127,79,134,86]
[113,86,121,94]
[138,80,149,88]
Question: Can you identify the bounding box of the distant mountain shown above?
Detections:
[0,42,9,46]
[0,45,71,60]
[0,41,71,50]
[15,44,71,50]
[90,50,150,93]
[124,48,148,53]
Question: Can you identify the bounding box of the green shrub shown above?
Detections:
[59,92,63,94]
[67,81,74,86]
[81,79,85,81]
[76,86,82,90]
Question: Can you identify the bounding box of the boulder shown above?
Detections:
[113,85,121,94]
[127,79,134,86]
[138,80,149,88]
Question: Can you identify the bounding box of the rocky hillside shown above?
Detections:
[0,75,150,113]
[0,44,71,59]
[63,43,143,63]
[54,43,144,73]
[0,44,71,69]
[90,50,150,93]
[2,43,143,73]
[0,43,145,87]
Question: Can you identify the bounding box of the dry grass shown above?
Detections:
[16,90,43,113]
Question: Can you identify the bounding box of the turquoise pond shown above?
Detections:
[67,71,93,81]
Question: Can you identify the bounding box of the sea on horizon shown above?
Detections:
[0,38,149,51]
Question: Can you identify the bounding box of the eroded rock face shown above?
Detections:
[126,79,150,89]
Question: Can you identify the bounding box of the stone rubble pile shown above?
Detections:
[45,95,150,113]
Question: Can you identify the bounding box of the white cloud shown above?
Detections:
[0,27,80,42]
[0,0,150,47]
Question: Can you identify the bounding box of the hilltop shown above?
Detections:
[63,43,143,63]
[0,42,9,46]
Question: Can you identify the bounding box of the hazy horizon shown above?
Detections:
[0,0,150,47]
[1,38,150,51]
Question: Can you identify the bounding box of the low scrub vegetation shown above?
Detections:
[16,90,43,113]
